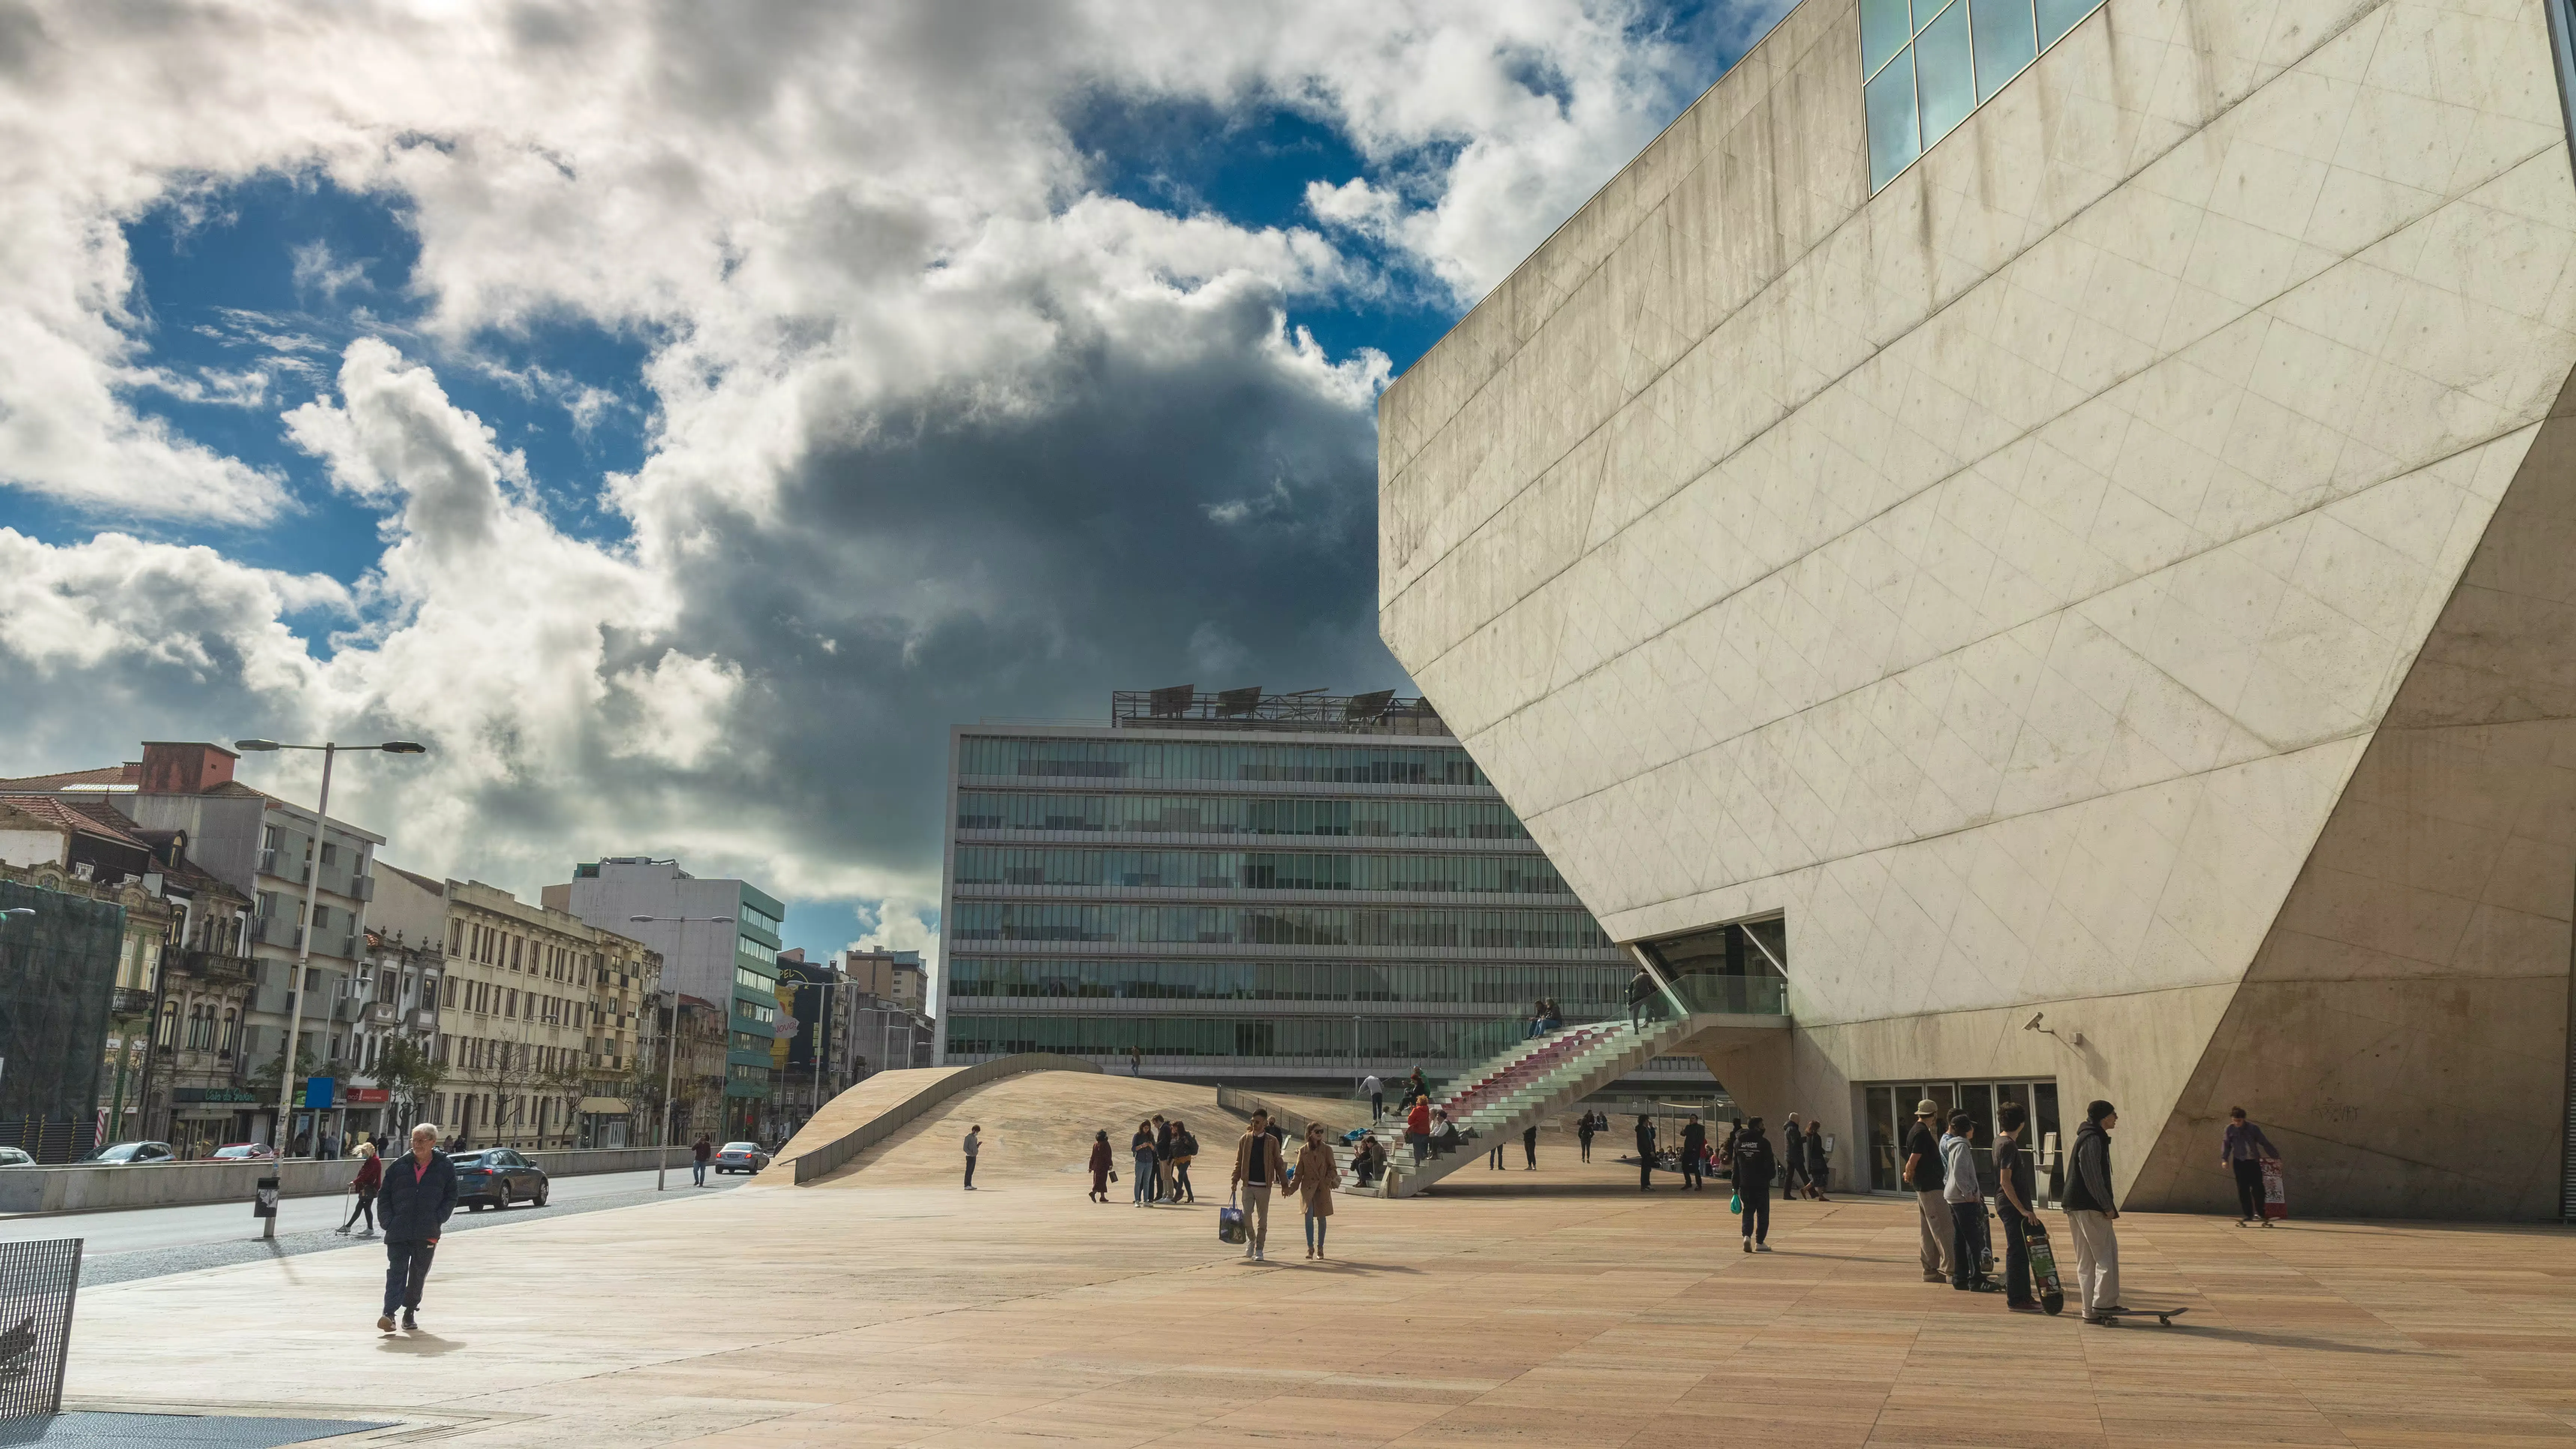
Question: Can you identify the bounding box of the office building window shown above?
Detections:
[1864,0,2104,190]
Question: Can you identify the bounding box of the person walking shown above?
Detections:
[373,1123,455,1334]
[1940,1111,1985,1290]
[1230,1109,1288,1262]
[1627,966,1656,1032]
[691,1134,712,1187]
[1406,1096,1433,1165]
[1779,1112,1805,1198]
[1717,1119,1741,1183]
[1732,1117,1775,1252]
[1293,1123,1340,1259]
[1130,1119,1157,1206]
[962,1124,982,1190]
[1577,1112,1596,1163]
[1679,1115,1707,1191]
[336,1141,382,1238]
[1634,1114,1657,1191]
[1903,1099,1951,1283]
[1522,1123,1538,1170]
[1804,1120,1830,1199]
[1087,1130,1114,1202]
[1128,1045,1142,1077]
[1488,1132,1507,1169]
[2065,1099,2123,1324]
[1994,1101,2040,1312]
[2221,1107,2280,1226]
[1362,1072,1383,1121]
[1153,1115,1176,1202]
[1171,1120,1199,1203]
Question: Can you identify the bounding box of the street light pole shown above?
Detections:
[632,914,730,1191]
[235,739,425,1161]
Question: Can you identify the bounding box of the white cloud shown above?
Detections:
[0,0,1774,951]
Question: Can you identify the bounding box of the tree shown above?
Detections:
[372,1035,446,1139]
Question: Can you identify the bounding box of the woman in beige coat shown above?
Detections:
[1293,1123,1341,1260]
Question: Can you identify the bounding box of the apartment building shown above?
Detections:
[1,742,388,1148]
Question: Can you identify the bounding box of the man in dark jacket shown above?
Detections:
[2063,1100,2121,1323]
[1732,1118,1775,1252]
[1626,968,1655,1031]
[1634,1115,1657,1190]
[375,1123,457,1333]
[1678,1116,1707,1191]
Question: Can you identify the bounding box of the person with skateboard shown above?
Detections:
[2220,1107,2281,1226]
[1903,1100,1951,1284]
[1993,1101,2044,1312]
[2064,1099,2124,1324]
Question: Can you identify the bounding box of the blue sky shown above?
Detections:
[0,0,1779,962]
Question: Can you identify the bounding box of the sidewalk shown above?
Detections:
[58,1071,2576,1446]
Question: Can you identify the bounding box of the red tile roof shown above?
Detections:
[0,795,152,850]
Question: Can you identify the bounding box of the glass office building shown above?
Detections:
[936,689,1701,1092]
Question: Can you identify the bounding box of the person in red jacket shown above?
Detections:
[1406,1095,1433,1164]
[337,1142,383,1238]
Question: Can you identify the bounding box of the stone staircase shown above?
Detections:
[1337,1014,1709,1199]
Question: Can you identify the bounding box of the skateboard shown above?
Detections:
[2092,1306,2191,1327]
[2021,1218,2066,1316]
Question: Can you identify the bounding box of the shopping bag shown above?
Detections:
[1218,1194,1248,1244]
[2260,1160,2288,1221]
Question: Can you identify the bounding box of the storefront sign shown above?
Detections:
[343,1088,389,1104]
[174,1087,259,1103]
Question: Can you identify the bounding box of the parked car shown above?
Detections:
[453,1148,550,1210]
[714,1142,770,1175]
[207,1143,277,1161]
[0,1148,34,1167]
[86,1141,176,1165]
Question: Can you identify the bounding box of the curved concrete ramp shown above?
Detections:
[769,1053,1099,1184]
[799,1070,1227,1188]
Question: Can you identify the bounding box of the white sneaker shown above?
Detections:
[1254,1249,1265,1261]
[1242,1246,1256,1259]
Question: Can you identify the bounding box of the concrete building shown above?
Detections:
[372,871,658,1152]
[1378,0,2576,1216]
[547,860,785,1140]
[935,688,1688,1094]
[834,948,928,1018]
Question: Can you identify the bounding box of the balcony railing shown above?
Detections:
[179,948,257,984]
[364,1001,398,1026]
[110,986,155,1019]
[408,1008,438,1032]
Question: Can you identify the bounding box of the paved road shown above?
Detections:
[0,1165,754,1284]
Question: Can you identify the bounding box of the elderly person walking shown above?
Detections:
[373,1123,456,1334]
[1293,1123,1341,1259]
[335,1141,382,1238]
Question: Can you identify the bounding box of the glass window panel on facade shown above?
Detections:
[1861,0,2105,192]
[1968,0,2035,101]
[1864,49,1920,192]
[1913,1,1975,149]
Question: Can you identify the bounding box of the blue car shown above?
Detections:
[452,1148,550,1210]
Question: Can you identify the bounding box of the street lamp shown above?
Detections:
[235,739,426,1160]
[630,914,730,1191]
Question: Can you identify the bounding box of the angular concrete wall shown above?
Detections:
[1380,0,2576,1215]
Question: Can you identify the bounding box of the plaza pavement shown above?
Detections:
[56,1070,2576,1447]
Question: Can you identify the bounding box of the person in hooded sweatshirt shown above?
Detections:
[1940,1111,1986,1290]
[1732,1117,1775,1252]
[2063,1100,2123,1323]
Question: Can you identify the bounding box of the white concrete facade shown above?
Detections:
[1381,0,2576,1217]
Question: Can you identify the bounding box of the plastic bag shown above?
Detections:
[1728,1189,1741,1214]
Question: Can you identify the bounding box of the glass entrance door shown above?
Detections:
[1863,1079,2058,1192]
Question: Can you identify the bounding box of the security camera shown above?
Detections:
[2023,1012,2046,1031]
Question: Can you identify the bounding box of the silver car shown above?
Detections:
[713,1142,770,1174]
